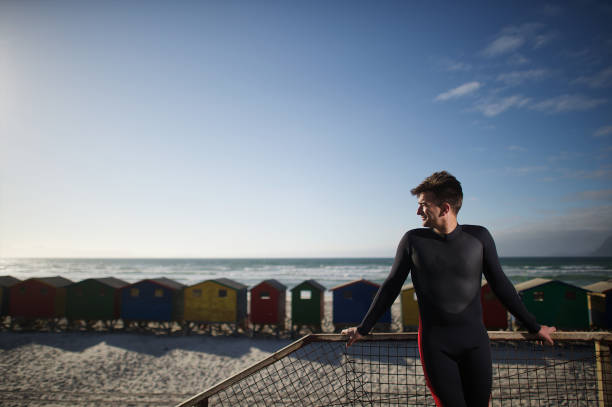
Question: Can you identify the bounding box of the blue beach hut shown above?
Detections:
[330,279,391,331]
[120,278,185,322]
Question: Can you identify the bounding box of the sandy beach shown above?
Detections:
[0,300,401,406]
[0,331,293,406]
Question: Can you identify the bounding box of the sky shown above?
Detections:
[0,1,611,258]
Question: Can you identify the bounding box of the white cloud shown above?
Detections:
[434,81,481,101]
[574,66,612,89]
[482,23,547,57]
[497,69,548,86]
[562,189,612,202]
[594,125,612,138]
[507,53,530,65]
[473,95,530,117]
[505,166,547,175]
[530,94,607,113]
[558,167,612,180]
[533,31,558,49]
[483,35,525,57]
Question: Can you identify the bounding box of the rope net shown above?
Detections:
[180,333,612,407]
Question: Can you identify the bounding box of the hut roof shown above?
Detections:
[91,277,129,289]
[0,275,21,287]
[34,276,73,288]
[149,278,185,291]
[330,279,380,291]
[583,280,612,293]
[208,278,247,291]
[514,278,553,292]
[250,279,286,291]
[291,279,326,292]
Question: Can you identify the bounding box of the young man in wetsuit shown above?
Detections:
[342,171,556,407]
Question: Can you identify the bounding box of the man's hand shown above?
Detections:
[341,327,364,348]
[537,325,556,345]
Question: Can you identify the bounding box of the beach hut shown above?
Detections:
[514,278,591,330]
[481,280,508,330]
[331,279,391,331]
[9,276,73,319]
[584,280,612,329]
[250,279,287,329]
[400,284,419,330]
[183,278,247,328]
[290,279,326,333]
[120,278,184,322]
[66,277,128,322]
[0,276,20,316]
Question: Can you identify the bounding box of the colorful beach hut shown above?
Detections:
[584,280,612,329]
[290,279,325,332]
[400,284,419,330]
[183,278,247,325]
[331,279,391,331]
[515,278,591,330]
[250,279,286,326]
[120,278,184,322]
[66,277,128,321]
[0,276,20,316]
[481,280,508,330]
[9,276,73,319]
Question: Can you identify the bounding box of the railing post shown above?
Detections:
[595,340,612,407]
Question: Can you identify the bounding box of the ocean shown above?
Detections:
[1,257,611,292]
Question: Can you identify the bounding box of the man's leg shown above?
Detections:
[458,342,492,407]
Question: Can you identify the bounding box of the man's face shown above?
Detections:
[416,192,443,229]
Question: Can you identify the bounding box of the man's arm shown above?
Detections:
[342,232,411,347]
[475,226,552,338]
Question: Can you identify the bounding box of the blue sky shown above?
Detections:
[1,1,611,257]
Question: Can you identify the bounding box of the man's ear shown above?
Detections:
[440,202,452,217]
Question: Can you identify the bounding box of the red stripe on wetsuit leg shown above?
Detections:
[418,318,444,407]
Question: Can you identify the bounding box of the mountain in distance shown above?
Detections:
[591,236,612,256]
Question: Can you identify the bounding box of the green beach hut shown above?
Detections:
[66,277,128,323]
[290,279,326,333]
[515,278,591,330]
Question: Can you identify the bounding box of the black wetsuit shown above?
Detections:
[357,225,540,407]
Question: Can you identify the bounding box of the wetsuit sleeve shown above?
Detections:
[357,232,411,336]
[479,227,541,333]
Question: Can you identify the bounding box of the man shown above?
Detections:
[342,171,555,407]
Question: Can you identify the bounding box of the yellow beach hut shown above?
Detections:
[400,284,419,330]
[183,278,247,333]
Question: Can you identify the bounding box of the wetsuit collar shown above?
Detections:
[443,224,462,241]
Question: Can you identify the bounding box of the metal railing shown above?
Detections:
[177,332,612,407]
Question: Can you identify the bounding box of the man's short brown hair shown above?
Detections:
[410,171,463,214]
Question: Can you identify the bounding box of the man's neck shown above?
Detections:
[432,219,459,236]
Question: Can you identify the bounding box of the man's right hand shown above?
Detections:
[341,326,364,348]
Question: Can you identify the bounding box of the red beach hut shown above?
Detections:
[481,280,508,330]
[250,279,287,327]
[9,276,73,319]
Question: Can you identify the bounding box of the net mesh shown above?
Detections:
[183,335,612,407]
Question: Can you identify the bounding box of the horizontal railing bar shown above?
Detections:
[306,331,612,342]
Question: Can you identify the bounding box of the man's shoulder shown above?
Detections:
[461,224,494,243]
[461,224,488,233]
